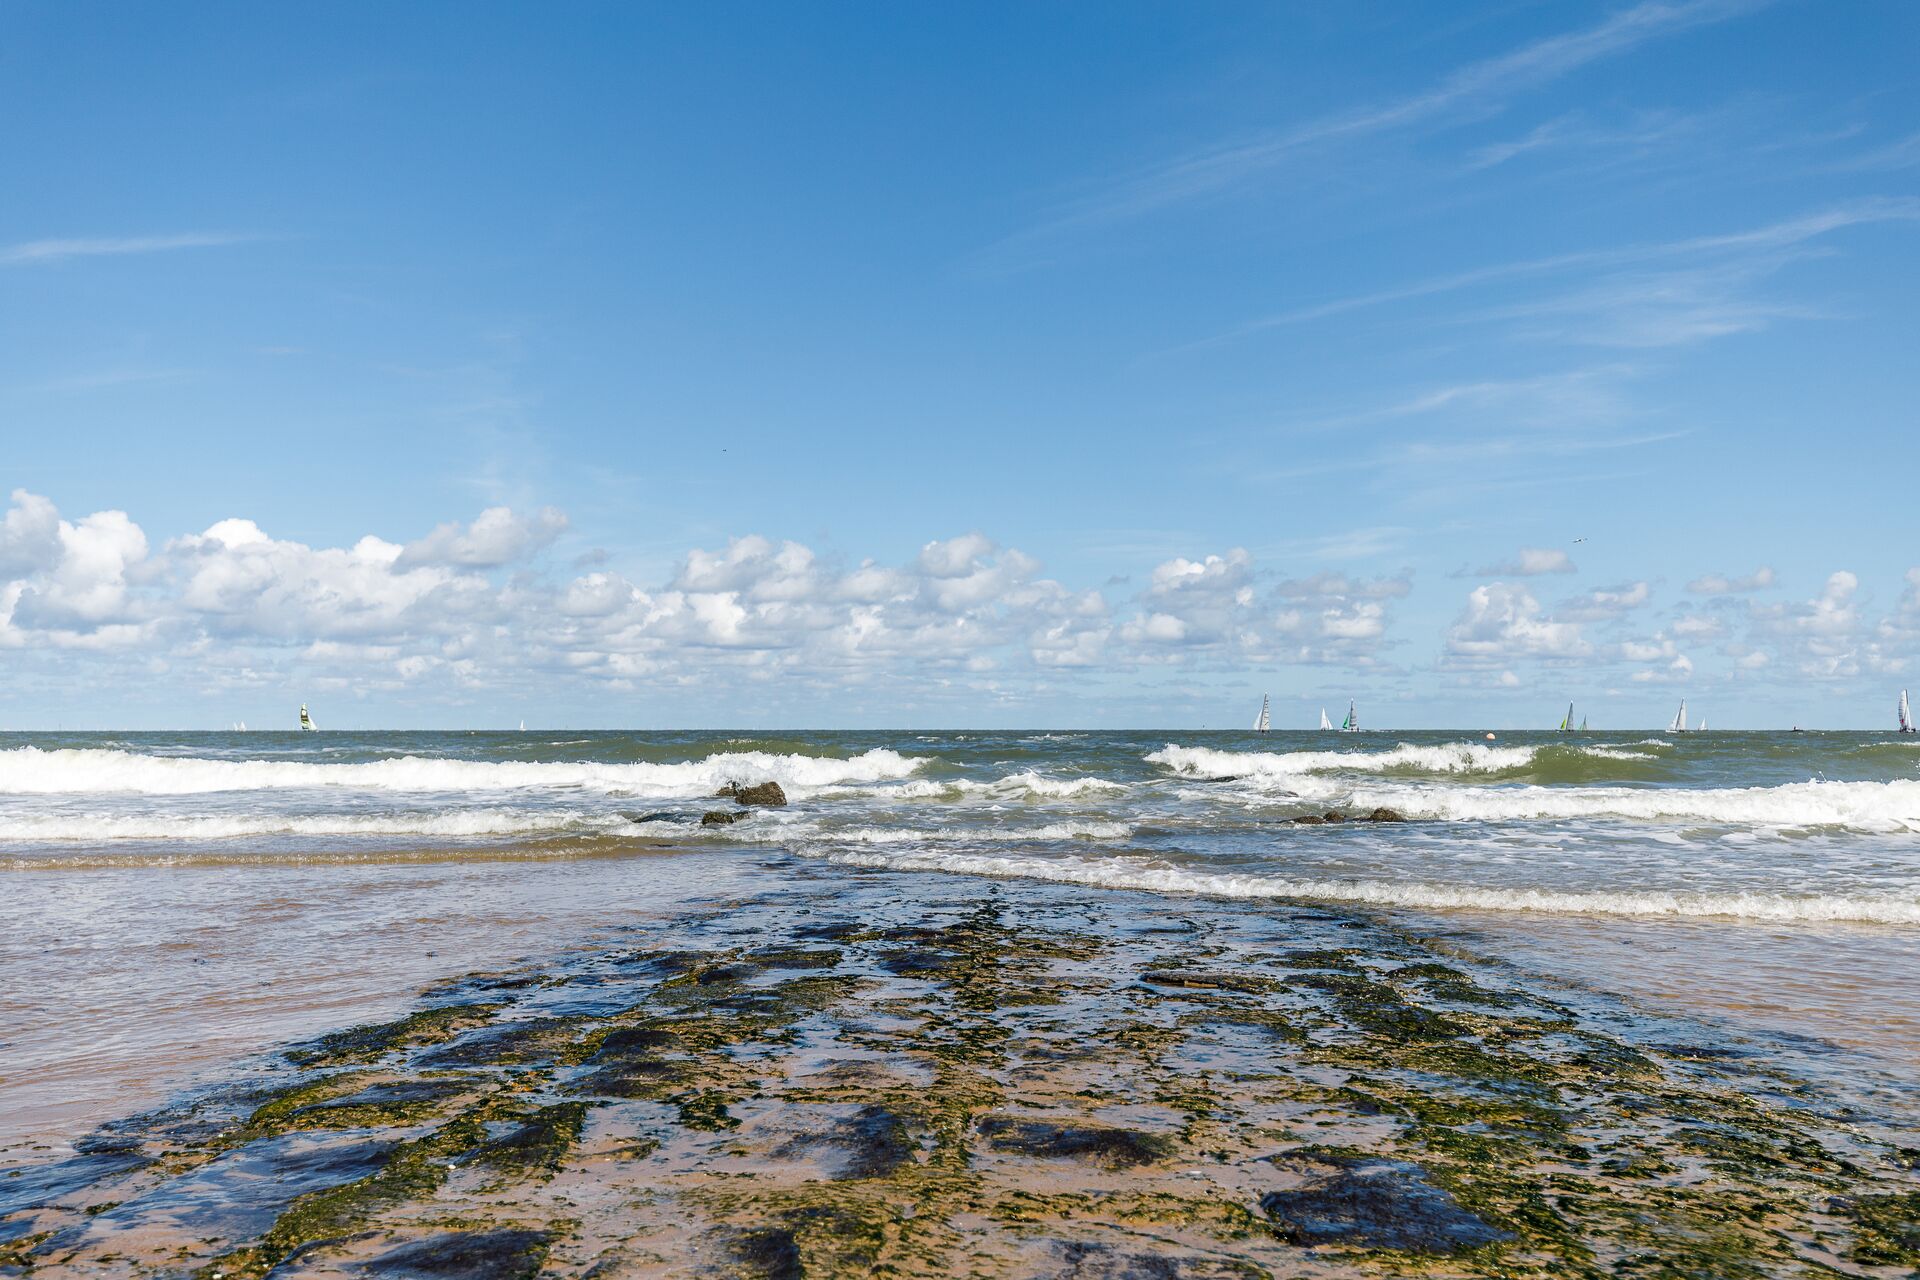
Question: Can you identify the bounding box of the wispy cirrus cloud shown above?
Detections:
[0,232,254,267]
[1464,108,1714,171]
[1214,198,1920,336]
[982,0,1767,263]
[1831,130,1920,172]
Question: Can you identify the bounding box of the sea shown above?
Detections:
[3,728,1918,1155]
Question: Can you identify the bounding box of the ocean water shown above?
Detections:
[3,728,1917,1149]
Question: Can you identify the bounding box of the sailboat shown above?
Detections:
[1558,703,1574,733]
[230,721,247,732]
[1319,707,1334,731]
[518,719,527,732]
[299,704,317,732]
[1900,689,1915,734]
[1341,700,1358,733]
[1697,717,1707,732]
[1578,715,1588,732]
[1667,700,1687,734]
[1253,696,1271,733]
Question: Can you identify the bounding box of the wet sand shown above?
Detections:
[0,847,735,1157]
[5,858,1918,1278]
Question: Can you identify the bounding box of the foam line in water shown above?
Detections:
[0,746,925,797]
[0,808,655,842]
[823,850,1920,925]
[824,772,1128,801]
[805,820,1131,845]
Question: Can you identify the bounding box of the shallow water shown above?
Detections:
[2,728,1917,1150]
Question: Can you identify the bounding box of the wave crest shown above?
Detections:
[1148,740,1667,784]
[0,746,926,798]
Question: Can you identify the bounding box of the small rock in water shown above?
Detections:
[700,811,744,826]
[715,781,787,807]
[1321,811,1347,824]
[1363,807,1405,822]
[1292,814,1325,825]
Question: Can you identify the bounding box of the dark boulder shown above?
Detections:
[700,810,743,826]
[1259,1150,1511,1255]
[1363,808,1406,822]
[730,1226,802,1280]
[976,1115,1173,1169]
[1322,811,1347,823]
[361,1229,550,1280]
[717,781,787,807]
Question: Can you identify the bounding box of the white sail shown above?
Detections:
[1254,695,1270,733]
[1319,707,1333,731]
[1668,700,1686,734]
[519,719,527,732]
[1901,689,1913,733]
[1342,699,1358,732]
[299,703,317,732]
[1698,717,1707,732]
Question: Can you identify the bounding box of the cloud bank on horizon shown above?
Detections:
[2,489,1914,727]
[2,2,1917,724]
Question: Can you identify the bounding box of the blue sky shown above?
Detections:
[3,0,1918,728]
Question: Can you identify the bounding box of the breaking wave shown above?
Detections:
[823,850,1920,925]
[1149,740,1669,785]
[1309,778,1920,832]
[0,746,925,798]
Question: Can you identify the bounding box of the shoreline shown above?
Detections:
[5,860,1917,1277]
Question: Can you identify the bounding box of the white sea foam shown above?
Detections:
[823,772,1126,801]
[810,820,1131,845]
[1324,778,1920,832]
[1148,743,1920,831]
[822,849,1920,925]
[0,746,924,798]
[1148,741,1543,779]
[990,770,1127,798]
[0,808,663,842]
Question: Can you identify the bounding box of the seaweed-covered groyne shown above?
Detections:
[4,865,1916,1278]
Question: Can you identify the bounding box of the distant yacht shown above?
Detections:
[1668,700,1687,734]
[1579,714,1588,732]
[1253,695,1270,733]
[519,719,527,732]
[1900,689,1914,734]
[1341,700,1358,733]
[299,704,317,732]
[230,721,247,732]
[1319,707,1334,731]
[1558,703,1574,733]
